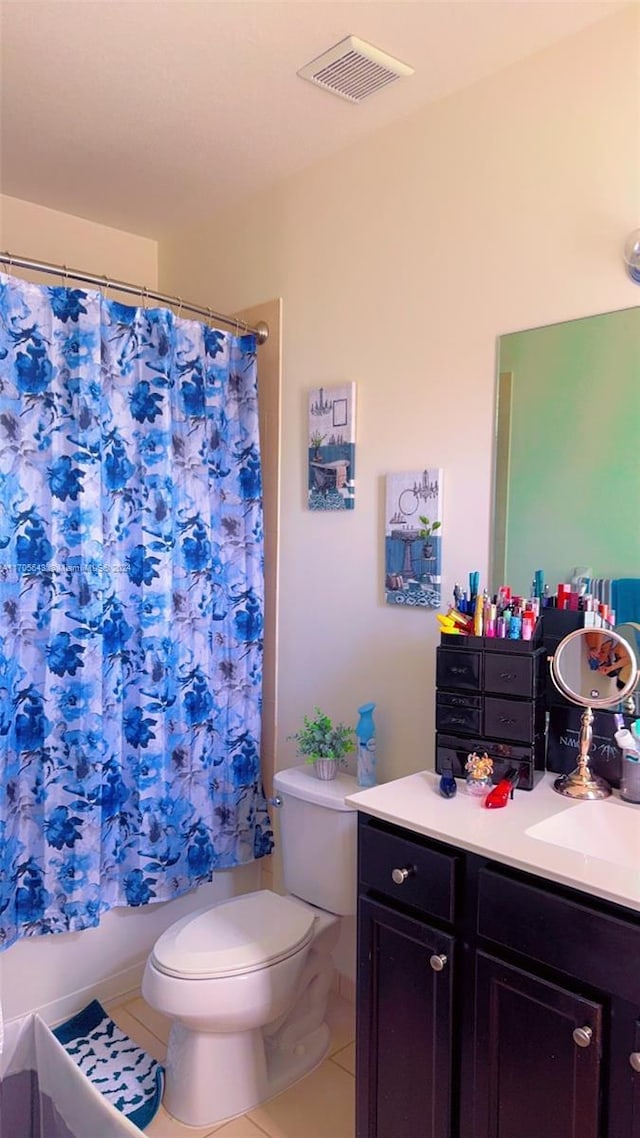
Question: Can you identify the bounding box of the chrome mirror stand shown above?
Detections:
[553,707,612,800]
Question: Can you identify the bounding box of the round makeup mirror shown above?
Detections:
[550,627,638,800]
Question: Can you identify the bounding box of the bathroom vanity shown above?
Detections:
[347,771,640,1138]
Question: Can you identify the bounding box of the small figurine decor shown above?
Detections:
[438,757,457,799]
[464,751,494,796]
[288,708,354,781]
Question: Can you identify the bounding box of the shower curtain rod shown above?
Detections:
[0,251,269,344]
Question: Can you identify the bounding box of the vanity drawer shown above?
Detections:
[359,818,458,924]
[477,867,640,1004]
[435,733,539,789]
[484,696,543,743]
[483,652,542,699]
[436,647,482,692]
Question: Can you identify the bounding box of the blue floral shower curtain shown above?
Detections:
[0,271,273,950]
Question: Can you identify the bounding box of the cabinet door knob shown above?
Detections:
[429,953,448,972]
[629,1053,640,1073]
[573,1026,593,1048]
[391,866,413,885]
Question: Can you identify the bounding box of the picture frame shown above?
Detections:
[384,469,443,608]
[308,383,356,510]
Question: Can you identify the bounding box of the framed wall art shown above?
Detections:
[308,383,356,510]
[384,468,443,608]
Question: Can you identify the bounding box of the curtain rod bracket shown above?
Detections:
[254,320,269,345]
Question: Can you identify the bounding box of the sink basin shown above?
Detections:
[526,803,640,869]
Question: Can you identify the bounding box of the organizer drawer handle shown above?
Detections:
[629,1052,640,1073]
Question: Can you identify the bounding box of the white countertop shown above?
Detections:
[346,771,640,914]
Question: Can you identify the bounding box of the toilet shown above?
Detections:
[142,764,357,1127]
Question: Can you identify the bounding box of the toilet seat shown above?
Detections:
[151,890,315,980]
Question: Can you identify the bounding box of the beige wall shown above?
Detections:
[159,8,639,787]
[0,195,158,288]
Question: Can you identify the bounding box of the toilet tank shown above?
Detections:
[273,765,357,916]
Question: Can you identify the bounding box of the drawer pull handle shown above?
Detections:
[629,1053,640,1073]
[391,866,413,885]
[498,716,517,726]
[499,672,516,681]
[573,1026,593,1048]
[429,953,448,972]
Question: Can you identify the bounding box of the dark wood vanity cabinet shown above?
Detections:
[356,814,640,1138]
[357,897,455,1138]
[357,817,461,1138]
[473,953,603,1138]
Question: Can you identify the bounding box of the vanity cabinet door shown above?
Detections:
[607,1004,640,1138]
[473,952,603,1138]
[631,1017,640,1137]
[357,896,454,1138]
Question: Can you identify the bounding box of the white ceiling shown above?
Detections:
[0,0,627,239]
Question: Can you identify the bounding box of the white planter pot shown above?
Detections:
[314,759,338,781]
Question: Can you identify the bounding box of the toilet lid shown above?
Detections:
[151,890,316,979]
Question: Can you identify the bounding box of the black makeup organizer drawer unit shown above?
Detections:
[435,630,547,789]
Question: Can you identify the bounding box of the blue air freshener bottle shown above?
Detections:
[356,702,377,788]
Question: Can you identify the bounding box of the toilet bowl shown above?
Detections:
[142,890,331,1126]
[142,765,357,1128]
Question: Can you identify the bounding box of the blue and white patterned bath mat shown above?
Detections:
[52,999,164,1131]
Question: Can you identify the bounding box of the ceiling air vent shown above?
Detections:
[298,35,413,104]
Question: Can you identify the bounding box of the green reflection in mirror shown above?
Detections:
[491,307,640,596]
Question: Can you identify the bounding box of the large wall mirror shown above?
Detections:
[491,306,640,598]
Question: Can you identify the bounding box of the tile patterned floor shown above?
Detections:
[109,989,355,1138]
